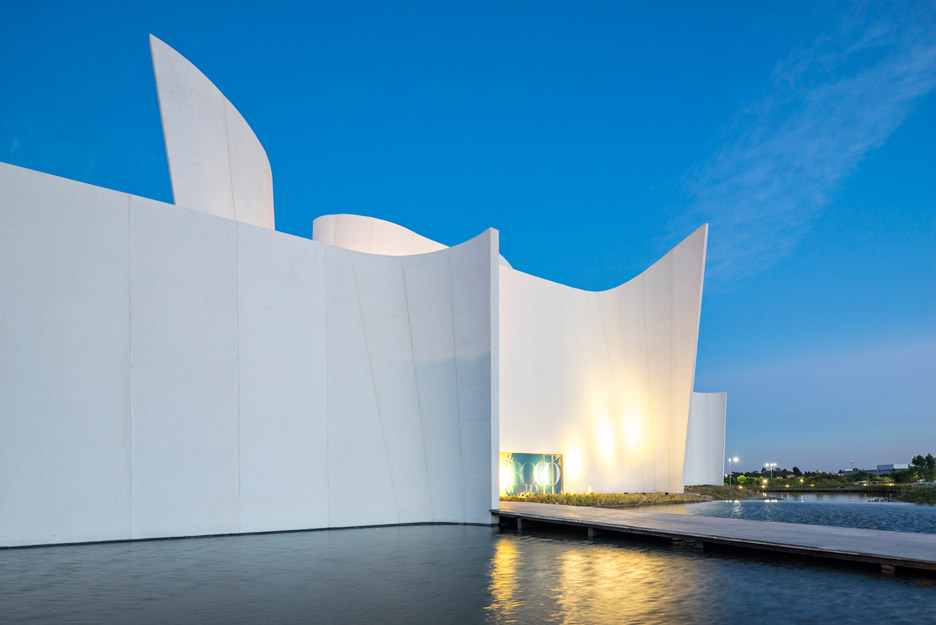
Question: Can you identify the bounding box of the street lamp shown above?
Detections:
[765,462,777,481]
[727,456,739,485]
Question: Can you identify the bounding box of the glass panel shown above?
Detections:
[499,452,563,496]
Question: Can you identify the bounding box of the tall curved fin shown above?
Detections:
[150,35,274,229]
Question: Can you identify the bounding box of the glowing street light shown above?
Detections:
[765,462,778,481]
[727,456,740,485]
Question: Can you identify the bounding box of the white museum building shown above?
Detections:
[0,36,726,547]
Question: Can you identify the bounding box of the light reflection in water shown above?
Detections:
[487,534,705,624]
[486,535,521,620]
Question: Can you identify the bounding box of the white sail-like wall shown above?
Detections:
[499,227,707,494]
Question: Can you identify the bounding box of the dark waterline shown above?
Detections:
[2,525,934,624]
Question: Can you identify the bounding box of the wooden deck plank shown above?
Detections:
[496,501,936,571]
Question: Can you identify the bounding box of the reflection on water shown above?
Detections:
[642,493,936,534]
[1,525,934,625]
[484,532,936,624]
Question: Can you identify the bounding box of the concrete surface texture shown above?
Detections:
[683,392,728,486]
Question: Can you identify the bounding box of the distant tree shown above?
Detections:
[736,475,747,484]
[893,469,916,484]
[911,454,935,481]
[792,466,802,476]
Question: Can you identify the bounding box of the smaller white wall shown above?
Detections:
[682,392,727,487]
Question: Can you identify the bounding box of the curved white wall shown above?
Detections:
[151,35,274,230]
[0,163,497,546]
[499,226,707,494]
[312,214,448,256]
[682,392,727,486]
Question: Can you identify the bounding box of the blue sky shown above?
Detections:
[2,1,933,473]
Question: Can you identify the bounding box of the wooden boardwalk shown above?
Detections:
[496,501,936,574]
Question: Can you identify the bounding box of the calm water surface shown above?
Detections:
[646,493,936,534]
[1,524,934,625]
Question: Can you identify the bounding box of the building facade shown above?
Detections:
[0,36,724,547]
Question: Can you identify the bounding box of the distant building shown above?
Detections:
[877,464,909,472]
[845,463,909,477]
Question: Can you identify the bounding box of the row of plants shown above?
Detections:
[500,492,699,506]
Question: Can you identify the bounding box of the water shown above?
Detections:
[644,493,936,534]
[1,524,934,624]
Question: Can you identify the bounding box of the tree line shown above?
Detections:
[727,453,935,484]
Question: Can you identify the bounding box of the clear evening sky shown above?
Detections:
[1,2,933,473]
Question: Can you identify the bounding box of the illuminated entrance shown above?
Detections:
[498,452,563,496]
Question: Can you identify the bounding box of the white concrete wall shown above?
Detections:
[312,214,447,256]
[499,226,708,494]
[151,35,274,230]
[683,392,727,486]
[0,163,496,546]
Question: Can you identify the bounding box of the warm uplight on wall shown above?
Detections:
[623,415,643,450]
[597,419,615,462]
[565,447,582,481]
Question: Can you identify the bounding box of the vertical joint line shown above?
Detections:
[350,255,401,522]
[401,261,434,519]
[448,252,467,521]
[127,195,133,539]
[222,103,237,221]
[234,223,242,532]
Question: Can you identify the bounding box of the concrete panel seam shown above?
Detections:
[640,277,657,489]
[401,261,434,519]
[150,41,177,206]
[669,253,675,489]
[235,223,242,533]
[324,248,331,525]
[349,255,401,522]
[126,193,133,540]
[448,251,468,521]
[222,103,237,221]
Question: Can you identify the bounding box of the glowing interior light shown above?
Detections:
[499,457,515,495]
[534,464,546,486]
